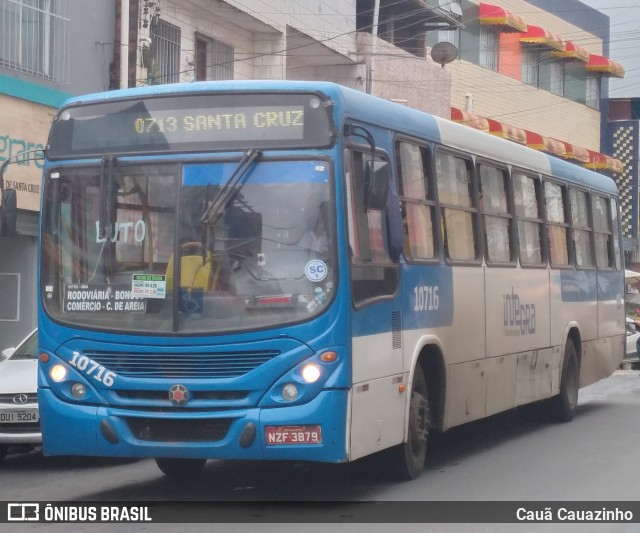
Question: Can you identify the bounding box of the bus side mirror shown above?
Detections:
[364,159,389,210]
[1,189,17,237]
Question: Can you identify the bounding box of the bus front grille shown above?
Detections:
[126,417,232,442]
[85,350,280,379]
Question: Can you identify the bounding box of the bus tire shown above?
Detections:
[0,445,7,462]
[155,457,207,477]
[546,341,580,423]
[389,364,429,480]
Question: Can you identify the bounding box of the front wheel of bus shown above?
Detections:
[390,365,429,480]
[548,341,579,423]
[155,457,207,477]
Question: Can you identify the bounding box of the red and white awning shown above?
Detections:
[479,3,527,32]
[586,54,625,78]
[520,25,565,52]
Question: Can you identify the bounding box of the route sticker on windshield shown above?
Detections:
[305,260,327,282]
[132,274,166,299]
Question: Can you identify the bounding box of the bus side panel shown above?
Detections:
[350,304,405,461]
[349,374,406,460]
[550,270,598,346]
[580,337,624,388]
[440,267,485,365]
[484,267,550,357]
[441,267,486,428]
[514,347,561,406]
[446,359,487,427]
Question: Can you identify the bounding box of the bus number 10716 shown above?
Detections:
[414,285,439,312]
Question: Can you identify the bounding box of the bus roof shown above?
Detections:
[61,80,617,196]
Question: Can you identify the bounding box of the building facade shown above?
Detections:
[608,99,640,264]
[0,0,114,346]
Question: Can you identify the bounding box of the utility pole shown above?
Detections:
[366,0,380,94]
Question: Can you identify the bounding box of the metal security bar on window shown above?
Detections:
[195,34,233,81]
[150,18,180,84]
[479,26,498,71]
[0,0,70,83]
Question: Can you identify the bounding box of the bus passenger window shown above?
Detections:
[611,198,621,270]
[396,141,435,259]
[479,164,512,263]
[570,189,594,268]
[345,149,398,305]
[592,195,614,269]
[545,181,570,266]
[435,152,477,261]
[513,173,543,265]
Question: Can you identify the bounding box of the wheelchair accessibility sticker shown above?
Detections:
[179,288,203,313]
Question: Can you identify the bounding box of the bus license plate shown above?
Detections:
[265,425,322,445]
[0,410,39,423]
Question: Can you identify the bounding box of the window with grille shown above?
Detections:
[195,33,233,81]
[150,19,181,84]
[521,47,539,87]
[479,26,498,71]
[586,75,600,109]
[0,0,70,82]
[550,61,564,96]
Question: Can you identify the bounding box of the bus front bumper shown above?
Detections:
[38,388,348,463]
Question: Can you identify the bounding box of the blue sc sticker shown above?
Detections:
[305,260,328,282]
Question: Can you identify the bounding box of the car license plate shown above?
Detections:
[0,410,39,423]
[265,425,322,445]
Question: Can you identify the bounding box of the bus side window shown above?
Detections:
[345,149,399,305]
[513,172,544,265]
[544,181,571,267]
[592,194,615,269]
[395,141,436,260]
[435,151,478,262]
[569,188,594,269]
[611,198,621,270]
[478,163,512,264]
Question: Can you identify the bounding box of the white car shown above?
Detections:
[0,329,40,462]
[625,317,640,359]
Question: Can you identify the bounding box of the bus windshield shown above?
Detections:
[40,158,335,334]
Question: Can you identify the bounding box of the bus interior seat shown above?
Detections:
[166,249,219,291]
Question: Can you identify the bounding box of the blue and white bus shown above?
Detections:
[34,81,624,479]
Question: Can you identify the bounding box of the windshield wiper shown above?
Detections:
[199,149,261,226]
[99,155,115,239]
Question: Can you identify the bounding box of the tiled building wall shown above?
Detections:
[450,0,604,150]
[448,61,602,149]
[610,122,639,244]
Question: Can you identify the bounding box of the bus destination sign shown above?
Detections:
[131,105,304,142]
[47,92,334,158]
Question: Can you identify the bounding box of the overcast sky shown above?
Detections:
[579,0,640,97]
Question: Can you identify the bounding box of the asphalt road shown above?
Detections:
[1,370,639,532]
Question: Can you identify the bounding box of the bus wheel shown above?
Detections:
[0,446,7,462]
[155,457,207,477]
[547,341,580,423]
[390,365,430,480]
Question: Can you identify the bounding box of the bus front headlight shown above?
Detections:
[301,363,321,384]
[49,364,68,382]
[281,383,299,402]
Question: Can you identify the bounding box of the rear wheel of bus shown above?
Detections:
[546,340,579,422]
[388,364,430,480]
[155,457,207,477]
